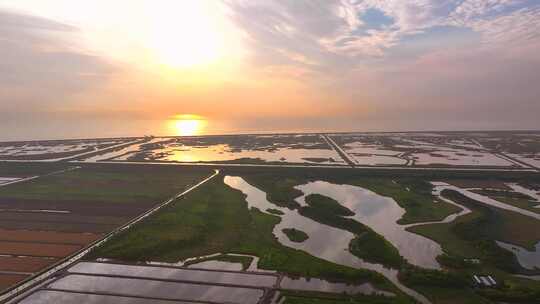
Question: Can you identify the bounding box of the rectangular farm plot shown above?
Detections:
[47,274,264,304]
[0,165,213,204]
[0,241,81,258]
[330,133,518,167]
[68,262,278,288]
[19,291,198,304]
[0,138,134,161]
[0,162,69,178]
[0,229,100,245]
[329,134,408,166]
[0,212,128,234]
[0,256,56,273]
[0,165,213,294]
[0,274,29,291]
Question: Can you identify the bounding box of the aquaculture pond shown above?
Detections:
[47,274,263,304]
[19,290,195,304]
[68,262,277,288]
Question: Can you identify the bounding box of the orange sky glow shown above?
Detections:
[0,0,539,140]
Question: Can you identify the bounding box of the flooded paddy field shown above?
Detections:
[0,164,212,295]
[15,261,272,304]
[329,132,534,168]
[80,134,348,166]
[15,259,402,304]
[0,138,135,161]
[68,261,278,288]
[16,291,199,304]
[475,132,540,168]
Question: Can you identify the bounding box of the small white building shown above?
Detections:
[472,274,497,288]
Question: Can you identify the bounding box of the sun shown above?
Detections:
[145,1,224,68]
[169,114,207,136]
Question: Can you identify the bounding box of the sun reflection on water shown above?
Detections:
[168,114,207,136]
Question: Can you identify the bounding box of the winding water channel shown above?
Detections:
[429,182,540,270]
[224,176,540,303]
[224,176,431,304]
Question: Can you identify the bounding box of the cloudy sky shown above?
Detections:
[1,0,539,140]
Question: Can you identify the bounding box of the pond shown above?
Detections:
[68,262,277,288]
[48,274,264,304]
[19,290,194,304]
[496,241,540,270]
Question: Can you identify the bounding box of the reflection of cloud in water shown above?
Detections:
[294,181,442,268]
[224,176,431,304]
[150,144,345,165]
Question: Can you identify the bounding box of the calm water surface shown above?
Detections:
[224,176,430,304]
[294,181,443,269]
[48,274,263,304]
[496,241,540,270]
[19,291,196,304]
[281,276,394,296]
[69,262,276,287]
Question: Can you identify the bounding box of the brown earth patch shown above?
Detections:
[0,212,127,226]
[0,229,100,245]
[0,274,28,291]
[0,241,81,258]
[0,199,150,217]
[0,256,55,272]
[0,221,117,234]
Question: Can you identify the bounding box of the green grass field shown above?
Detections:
[0,164,212,203]
[472,189,540,214]
[282,228,309,242]
[279,290,413,304]
[0,161,69,177]
[406,189,540,303]
[89,176,406,295]
[241,169,462,225]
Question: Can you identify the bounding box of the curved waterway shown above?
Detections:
[294,181,443,269]
[224,176,430,304]
[403,183,472,228]
[431,182,540,270]
[430,182,540,221]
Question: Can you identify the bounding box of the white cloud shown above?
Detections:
[461,6,540,47]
